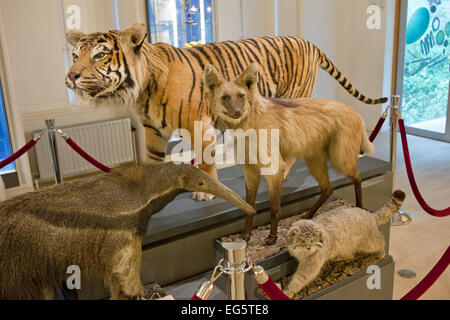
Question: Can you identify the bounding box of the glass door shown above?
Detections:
[397,0,450,142]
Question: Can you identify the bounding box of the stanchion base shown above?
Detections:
[391,210,412,226]
[398,269,416,279]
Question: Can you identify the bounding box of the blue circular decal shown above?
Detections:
[406,7,431,45]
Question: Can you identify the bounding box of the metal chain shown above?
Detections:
[218,257,254,275]
[209,264,224,284]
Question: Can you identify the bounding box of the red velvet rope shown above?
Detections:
[401,246,450,300]
[398,119,450,217]
[369,116,386,143]
[257,276,291,300]
[0,139,37,169]
[65,138,112,173]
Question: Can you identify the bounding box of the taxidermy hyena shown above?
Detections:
[284,190,405,298]
[204,63,374,245]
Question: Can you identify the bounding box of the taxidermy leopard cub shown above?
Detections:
[284,190,406,298]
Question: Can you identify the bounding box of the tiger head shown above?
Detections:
[65,24,147,104]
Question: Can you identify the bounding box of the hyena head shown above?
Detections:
[65,24,147,105]
[286,221,324,256]
[204,63,259,127]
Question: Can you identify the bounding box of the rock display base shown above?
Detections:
[221,199,351,262]
[220,199,392,300]
[260,254,390,300]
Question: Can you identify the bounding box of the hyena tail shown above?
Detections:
[315,46,388,105]
[360,121,375,155]
[374,190,406,225]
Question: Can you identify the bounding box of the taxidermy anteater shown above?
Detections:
[284,190,405,298]
[0,163,254,299]
[204,63,375,245]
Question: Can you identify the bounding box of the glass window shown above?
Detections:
[401,0,450,134]
[147,0,214,48]
[0,80,15,174]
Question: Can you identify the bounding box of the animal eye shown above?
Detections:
[238,93,245,99]
[94,52,106,60]
[72,53,78,61]
[199,181,204,186]
[221,95,231,102]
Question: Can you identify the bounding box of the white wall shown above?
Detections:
[242,0,275,38]
[216,0,244,41]
[277,0,300,37]
[300,0,393,129]
[216,0,300,40]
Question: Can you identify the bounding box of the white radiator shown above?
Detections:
[33,118,135,180]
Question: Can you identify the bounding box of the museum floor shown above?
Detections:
[373,131,450,300]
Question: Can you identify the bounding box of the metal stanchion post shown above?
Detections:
[45,119,63,184]
[221,241,247,300]
[389,96,412,226]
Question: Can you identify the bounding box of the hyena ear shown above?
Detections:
[121,23,147,51]
[237,63,258,90]
[204,65,222,92]
[66,30,85,46]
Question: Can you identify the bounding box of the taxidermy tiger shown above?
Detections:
[65,23,387,200]
[284,190,406,298]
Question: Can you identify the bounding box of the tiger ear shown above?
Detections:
[121,23,147,51]
[204,65,222,92]
[67,30,85,46]
[236,63,258,90]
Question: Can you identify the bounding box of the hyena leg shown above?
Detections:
[283,158,296,181]
[304,155,333,219]
[194,163,218,201]
[108,238,144,300]
[191,122,219,201]
[351,172,363,208]
[328,132,362,207]
[242,164,261,241]
[143,124,168,163]
[263,172,283,246]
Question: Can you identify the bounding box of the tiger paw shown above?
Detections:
[192,192,216,201]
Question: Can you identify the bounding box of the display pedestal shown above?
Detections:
[213,237,394,300]
[77,157,394,300]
